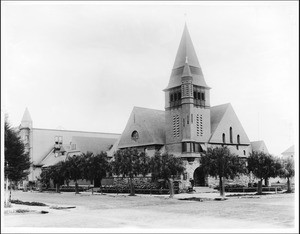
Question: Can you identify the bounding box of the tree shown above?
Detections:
[280,157,295,193]
[38,167,52,189]
[81,151,111,193]
[200,147,246,197]
[149,152,185,198]
[112,148,150,196]
[47,161,66,193]
[64,155,84,194]
[4,119,31,205]
[247,151,282,195]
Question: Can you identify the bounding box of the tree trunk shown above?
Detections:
[219,176,225,197]
[99,178,103,195]
[168,178,174,198]
[75,181,79,194]
[5,177,10,207]
[129,177,135,196]
[264,177,269,187]
[257,179,263,195]
[9,182,12,202]
[287,177,292,193]
[56,183,60,193]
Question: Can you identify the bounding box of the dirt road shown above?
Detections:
[3,190,296,232]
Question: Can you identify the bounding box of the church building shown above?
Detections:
[19,24,268,187]
[116,24,268,186]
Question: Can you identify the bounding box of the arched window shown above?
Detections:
[222,133,226,143]
[229,127,233,143]
[131,131,139,141]
[243,150,246,156]
[237,135,240,144]
[170,94,173,102]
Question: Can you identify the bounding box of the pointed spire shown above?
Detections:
[181,58,192,78]
[165,24,210,90]
[172,24,201,69]
[20,107,32,129]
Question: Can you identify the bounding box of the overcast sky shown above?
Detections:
[2,1,298,156]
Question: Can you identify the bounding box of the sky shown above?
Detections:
[1,1,299,156]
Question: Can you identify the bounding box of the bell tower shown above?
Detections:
[164,24,211,156]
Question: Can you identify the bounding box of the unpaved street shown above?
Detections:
[3,190,296,232]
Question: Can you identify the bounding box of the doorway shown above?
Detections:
[193,166,207,187]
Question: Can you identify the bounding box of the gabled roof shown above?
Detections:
[209,103,250,145]
[72,136,117,155]
[41,152,67,168]
[107,137,121,157]
[20,107,32,129]
[282,145,294,155]
[38,137,118,167]
[165,24,209,90]
[39,146,68,167]
[118,107,165,148]
[251,141,269,154]
[210,103,230,136]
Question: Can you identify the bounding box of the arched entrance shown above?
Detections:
[193,166,207,187]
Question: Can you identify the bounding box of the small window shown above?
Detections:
[193,91,197,99]
[178,92,181,99]
[229,127,233,143]
[197,92,201,99]
[243,150,246,155]
[170,94,173,102]
[201,93,205,100]
[183,118,185,127]
[222,133,226,143]
[187,115,189,124]
[174,93,177,101]
[237,135,240,144]
[191,114,193,123]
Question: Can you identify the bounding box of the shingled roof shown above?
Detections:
[210,103,230,136]
[20,107,32,129]
[281,145,294,155]
[72,136,117,155]
[251,141,269,153]
[118,107,166,148]
[165,24,209,90]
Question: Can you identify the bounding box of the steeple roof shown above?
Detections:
[181,59,192,78]
[173,24,201,69]
[20,107,32,129]
[165,24,209,90]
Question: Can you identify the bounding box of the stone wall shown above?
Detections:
[207,174,251,188]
